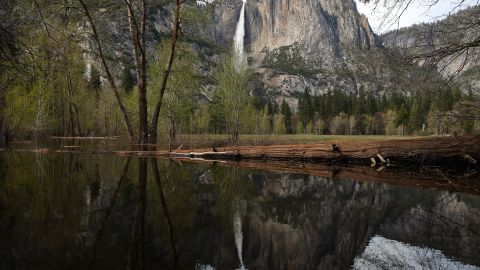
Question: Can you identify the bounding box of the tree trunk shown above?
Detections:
[150,0,181,145]
[73,103,82,136]
[4,129,10,149]
[126,0,148,146]
[67,73,76,137]
[78,0,135,142]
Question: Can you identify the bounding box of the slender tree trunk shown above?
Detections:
[104,103,108,136]
[4,129,11,149]
[0,121,3,148]
[78,0,135,142]
[126,0,148,146]
[150,0,182,145]
[67,72,76,137]
[73,104,82,136]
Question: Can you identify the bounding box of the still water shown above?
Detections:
[0,152,479,270]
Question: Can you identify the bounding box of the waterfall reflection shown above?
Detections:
[233,198,247,270]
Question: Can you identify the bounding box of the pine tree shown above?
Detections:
[121,64,134,93]
[354,86,366,116]
[209,90,226,134]
[408,93,423,133]
[395,104,409,134]
[354,86,367,134]
[366,93,377,115]
[89,66,102,91]
[298,87,313,125]
[280,100,292,133]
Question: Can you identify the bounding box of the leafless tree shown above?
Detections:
[363,0,480,79]
[364,0,480,126]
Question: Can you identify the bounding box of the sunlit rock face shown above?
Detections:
[213,0,389,108]
[217,0,377,65]
[245,0,376,67]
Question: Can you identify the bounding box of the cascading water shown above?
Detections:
[233,0,247,71]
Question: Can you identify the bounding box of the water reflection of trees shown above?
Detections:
[1,153,480,269]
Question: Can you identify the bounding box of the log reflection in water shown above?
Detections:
[1,151,480,269]
[174,158,480,195]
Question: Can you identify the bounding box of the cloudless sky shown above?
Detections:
[355,0,479,33]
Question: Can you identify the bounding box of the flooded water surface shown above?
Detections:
[1,152,479,269]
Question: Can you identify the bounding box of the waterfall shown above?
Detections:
[233,199,247,270]
[233,0,247,71]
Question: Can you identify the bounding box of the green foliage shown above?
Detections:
[280,100,292,133]
[298,87,314,126]
[149,41,200,141]
[262,43,322,77]
[408,92,424,133]
[273,114,287,134]
[89,66,102,91]
[120,64,134,93]
[215,53,250,141]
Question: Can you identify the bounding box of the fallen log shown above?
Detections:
[117,136,480,166]
[49,136,120,140]
[7,136,480,164]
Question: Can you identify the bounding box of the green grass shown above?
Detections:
[166,134,421,149]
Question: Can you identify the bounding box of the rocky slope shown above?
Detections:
[381,6,480,93]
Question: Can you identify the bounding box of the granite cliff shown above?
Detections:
[211,0,391,107]
[381,6,480,94]
[83,0,435,110]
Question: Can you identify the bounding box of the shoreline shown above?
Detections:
[2,136,479,194]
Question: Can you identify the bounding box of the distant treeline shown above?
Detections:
[271,86,477,136]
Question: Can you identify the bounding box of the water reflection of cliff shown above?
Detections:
[1,153,479,269]
[237,173,480,269]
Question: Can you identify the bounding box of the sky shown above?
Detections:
[355,0,479,33]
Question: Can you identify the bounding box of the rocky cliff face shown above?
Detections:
[216,0,377,66]
[84,0,418,109]
[381,6,480,94]
[211,0,395,108]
